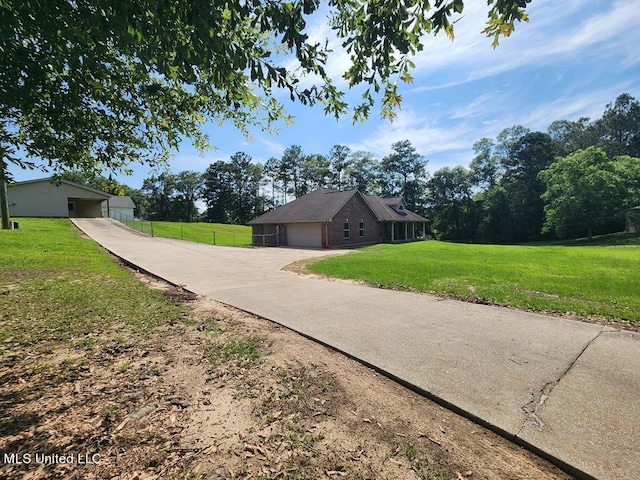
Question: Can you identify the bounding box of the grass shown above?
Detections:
[205,335,265,366]
[308,235,640,323]
[147,221,252,247]
[0,218,185,351]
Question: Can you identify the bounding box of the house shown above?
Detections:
[249,188,428,248]
[102,196,136,220]
[627,205,640,233]
[7,177,111,218]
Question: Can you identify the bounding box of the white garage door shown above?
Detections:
[287,223,322,247]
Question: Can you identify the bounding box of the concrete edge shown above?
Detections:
[213,302,597,480]
[85,232,595,480]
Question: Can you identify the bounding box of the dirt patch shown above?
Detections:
[0,270,573,479]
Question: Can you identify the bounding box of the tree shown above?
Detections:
[202,153,264,224]
[125,188,150,219]
[301,154,331,191]
[1,0,531,228]
[142,173,176,221]
[614,155,640,209]
[539,147,630,239]
[344,151,378,192]
[501,131,557,241]
[380,140,427,210]
[426,166,475,241]
[476,185,513,243]
[263,157,281,209]
[495,125,531,162]
[469,137,501,189]
[280,145,306,199]
[61,170,125,195]
[229,152,263,224]
[547,118,596,157]
[203,161,234,224]
[329,145,351,190]
[595,93,640,158]
[173,171,204,222]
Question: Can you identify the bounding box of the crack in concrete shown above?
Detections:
[519,381,555,432]
[517,328,605,435]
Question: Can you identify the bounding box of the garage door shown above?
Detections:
[287,223,322,247]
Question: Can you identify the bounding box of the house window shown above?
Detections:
[343,222,350,239]
[359,220,365,237]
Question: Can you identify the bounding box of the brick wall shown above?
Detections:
[326,193,381,247]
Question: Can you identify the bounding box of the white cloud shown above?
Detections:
[348,108,472,159]
[408,0,640,89]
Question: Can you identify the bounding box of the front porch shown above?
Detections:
[381,221,427,243]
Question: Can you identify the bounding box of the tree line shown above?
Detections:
[428,92,640,242]
[65,93,640,243]
[128,139,429,224]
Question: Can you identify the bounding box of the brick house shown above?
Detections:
[249,188,428,247]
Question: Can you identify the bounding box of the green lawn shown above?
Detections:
[152,221,252,247]
[117,218,252,247]
[0,218,184,350]
[308,236,640,323]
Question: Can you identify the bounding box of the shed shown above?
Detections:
[102,196,136,220]
[626,205,640,233]
[7,177,111,218]
[249,188,428,247]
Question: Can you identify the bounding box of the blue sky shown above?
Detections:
[10,0,640,189]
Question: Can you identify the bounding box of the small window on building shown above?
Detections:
[359,220,365,237]
[343,222,350,239]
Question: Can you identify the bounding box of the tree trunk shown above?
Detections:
[0,160,12,230]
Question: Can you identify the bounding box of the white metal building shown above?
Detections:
[7,178,111,218]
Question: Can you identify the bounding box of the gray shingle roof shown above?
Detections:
[364,194,427,222]
[249,188,354,224]
[249,188,427,224]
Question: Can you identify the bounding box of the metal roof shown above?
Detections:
[10,177,112,198]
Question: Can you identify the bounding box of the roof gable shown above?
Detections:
[363,194,427,222]
[249,189,359,224]
[10,177,111,199]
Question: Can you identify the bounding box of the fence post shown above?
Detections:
[233,233,236,247]
[151,222,154,237]
[213,231,216,245]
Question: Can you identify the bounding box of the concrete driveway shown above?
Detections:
[73,218,640,480]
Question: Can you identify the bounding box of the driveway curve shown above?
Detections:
[73,218,639,480]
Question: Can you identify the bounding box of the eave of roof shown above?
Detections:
[363,194,427,222]
[10,177,112,198]
[249,188,427,225]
